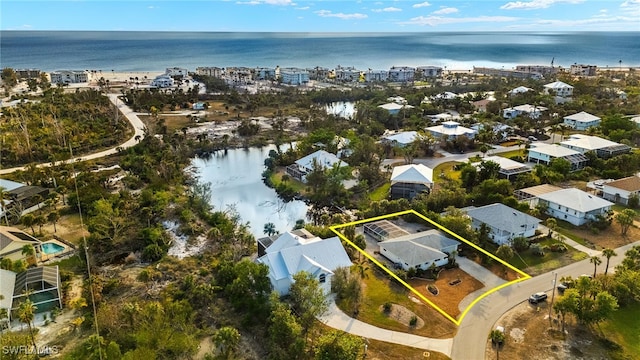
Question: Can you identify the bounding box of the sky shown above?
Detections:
[1,0,640,32]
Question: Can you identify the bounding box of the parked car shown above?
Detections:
[529,292,548,304]
[528,135,538,141]
[557,282,569,294]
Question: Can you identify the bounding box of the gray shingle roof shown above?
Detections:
[465,203,541,235]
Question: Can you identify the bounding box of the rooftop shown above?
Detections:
[391,164,434,184]
[383,131,420,145]
[380,230,460,267]
[529,143,582,158]
[538,188,613,212]
[561,134,623,151]
[472,156,531,175]
[295,150,346,170]
[604,176,640,192]
[465,203,541,234]
[564,111,601,122]
[426,122,475,137]
[544,81,573,89]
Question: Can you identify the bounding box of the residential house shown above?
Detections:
[472,99,492,113]
[192,102,206,110]
[426,121,476,140]
[560,134,630,158]
[471,156,531,180]
[388,66,415,82]
[150,74,174,88]
[538,188,613,226]
[502,104,547,119]
[602,176,640,205]
[379,230,460,271]
[432,92,458,101]
[0,226,42,263]
[279,67,309,85]
[49,70,91,84]
[543,81,573,98]
[15,69,42,80]
[285,150,347,183]
[465,203,541,245]
[390,164,434,200]
[0,179,49,222]
[381,131,420,148]
[570,64,597,77]
[508,86,533,96]
[527,143,588,170]
[563,111,601,131]
[257,232,352,295]
[378,102,414,115]
[514,184,563,204]
[165,67,188,78]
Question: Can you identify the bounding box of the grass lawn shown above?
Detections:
[494,148,526,159]
[351,267,456,338]
[369,183,390,201]
[556,219,638,250]
[509,238,589,275]
[367,339,450,360]
[433,161,462,183]
[600,302,640,358]
[269,168,307,194]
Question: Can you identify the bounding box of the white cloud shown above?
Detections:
[372,7,402,12]
[621,0,640,16]
[402,15,517,26]
[413,1,431,8]
[432,7,458,15]
[536,15,637,26]
[296,6,310,10]
[315,10,368,20]
[500,0,584,10]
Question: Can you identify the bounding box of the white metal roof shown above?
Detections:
[509,86,533,94]
[538,188,613,213]
[426,122,476,137]
[564,111,601,123]
[529,143,581,157]
[472,156,530,171]
[295,150,346,170]
[544,81,573,89]
[561,134,619,151]
[391,164,434,184]
[0,269,16,316]
[383,131,420,145]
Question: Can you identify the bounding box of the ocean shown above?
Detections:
[1,31,639,72]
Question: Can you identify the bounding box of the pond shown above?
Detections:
[324,101,356,119]
[191,145,308,238]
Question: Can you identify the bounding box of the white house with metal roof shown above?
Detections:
[538,188,613,226]
[502,104,547,119]
[527,143,588,170]
[285,150,347,183]
[426,121,476,140]
[543,81,573,97]
[465,203,541,245]
[381,131,420,147]
[378,230,460,271]
[257,232,352,295]
[508,86,533,95]
[563,111,601,130]
[560,134,630,158]
[390,164,434,200]
[378,102,414,115]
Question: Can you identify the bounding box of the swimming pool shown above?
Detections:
[41,242,65,255]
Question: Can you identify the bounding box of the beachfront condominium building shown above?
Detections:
[254,67,276,80]
[166,67,188,78]
[49,70,92,84]
[364,70,389,82]
[307,66,330,80]
[473,67,542,80]
[334,66,361,82]
[15,69,42,80]
[225,67,253,85]
[515,65,558,77]
[388,66,415,82]
[416,66,443,78]
[196,67,224,78]
[279,68,309,85]
[570,64,597,77]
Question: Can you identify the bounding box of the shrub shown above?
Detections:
[383,302,392,314]
[530,243,545,257]
[409,315,418,327]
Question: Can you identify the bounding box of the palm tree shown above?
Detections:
[21,244,36,266]
[601,248,617,275]
[589,255,602,278]
[18,298,38,349]
[489,329,505,360]
[263,222,277,237]
[0,186,9,225]
[47,211,60,233]
[21,214,36,235]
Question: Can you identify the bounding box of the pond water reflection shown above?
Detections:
[191,145,309,238]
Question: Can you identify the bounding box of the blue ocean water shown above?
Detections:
[1,31,638,72]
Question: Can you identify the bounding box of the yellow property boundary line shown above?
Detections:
[329,209,531,326]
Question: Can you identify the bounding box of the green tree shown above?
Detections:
[553,290,578,333]
[212,326,241,360]
[545,218,557,238]
[217,260,272,321]
[289,271,329,336]
[263,222,277,236]
[314,330,364,360]
[20,213,36,235]
[615,208,636,235]
[628,194,639,209]
[601,248,617,275]
[590,255,602,278]
[1,68,18,88]
[0,186,9,225]
[268,294,305,360]
[496,244,514,261]
[549,158,572,177]
[17,298,37,349]
[21,244,36,266]
[489,329,505,360]
[47,211,60,233]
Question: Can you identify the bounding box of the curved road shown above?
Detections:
[0,93,145,175]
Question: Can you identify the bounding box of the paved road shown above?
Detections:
[0,93,145,175]
[451,240,640,360]
[320,296,454,356]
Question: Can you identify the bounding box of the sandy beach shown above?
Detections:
[88,70,164,85]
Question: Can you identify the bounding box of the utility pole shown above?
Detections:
[549,271,558,327]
